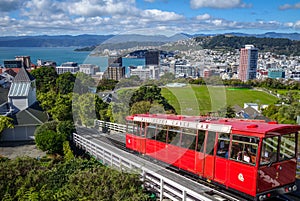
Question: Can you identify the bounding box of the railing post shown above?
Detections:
[160,179,164,201]
[183,189,187,201]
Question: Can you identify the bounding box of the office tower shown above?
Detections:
[145,50,159,66]
[104,55,125,81]
[108,55,122,67]
[238,45,258,81]
[106,65,125,81]
[15,56,31,69]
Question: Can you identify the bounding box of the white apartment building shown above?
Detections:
[79,64,99,75]
[130,66,150,80]
[56,62,79,75]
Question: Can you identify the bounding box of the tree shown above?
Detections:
[31,67,58,93]
[37,90,57,112]
[35,129,65,154]
[56,121,75,141]
[34,121,71,155]
[74,93,98,126]
[74,72,95,94]
[129,84,175,113]
[97,79,118,92]
[50,93,73,121]
[217,106,236,118]
[56,72,76,94]
[95,95,109,121]
[130,101,152,115]
[0,157,150,200]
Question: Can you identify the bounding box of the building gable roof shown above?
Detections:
[14,67,35,82]
[9,102,48,126]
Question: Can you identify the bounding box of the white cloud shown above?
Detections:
[294,21,300,28]
[279,2,300,10]
[144,0,156,2]
[68,0,136,17]
[0,0,299,36]
[196,13,211,20]
[142,9,184,21]
[190,0,250,9]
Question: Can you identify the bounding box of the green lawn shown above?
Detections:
[161,85,278,115]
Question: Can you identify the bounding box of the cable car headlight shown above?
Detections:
[259,195,266,200]
[292,185,297,191]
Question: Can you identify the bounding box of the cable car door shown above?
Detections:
[204,131,217,179]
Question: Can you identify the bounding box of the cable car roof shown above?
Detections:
[127,114,300,137]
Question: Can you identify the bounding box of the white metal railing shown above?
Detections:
[94,120,127,133]
[73,133,237,201]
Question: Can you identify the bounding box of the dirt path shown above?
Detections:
[0,141,46,159]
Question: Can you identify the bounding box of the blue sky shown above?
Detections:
[0,0,299,36]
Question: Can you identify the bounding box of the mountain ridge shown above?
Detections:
[0,32,299,47]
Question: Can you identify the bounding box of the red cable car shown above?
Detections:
[125,114,300,201]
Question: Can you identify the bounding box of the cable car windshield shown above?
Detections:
[279,133,296,161]
[260,132,297,166]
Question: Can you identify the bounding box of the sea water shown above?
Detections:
[0,47,145,73]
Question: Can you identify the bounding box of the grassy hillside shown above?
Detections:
[161,85,278,115]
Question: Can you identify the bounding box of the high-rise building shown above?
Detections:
[108,55,122,67]
[105,64,125,81]
[145,50,159,66]
[104,55,125,81]
[238,45,258,81]
[15,56,31,69]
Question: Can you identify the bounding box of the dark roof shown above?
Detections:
[4,69,17,77]
[9,102,48,125]
[243,106,259,118]
[232,105,243,113]
[13,67,35,82]
[0,87,8,105]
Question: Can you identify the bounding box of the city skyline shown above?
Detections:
[0,0,300,36]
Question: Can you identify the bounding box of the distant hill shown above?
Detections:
[195,34,300,56]
[0,35,114,47]
[0,32,299,48]
[187,32,300,41]
[0,34,188,47]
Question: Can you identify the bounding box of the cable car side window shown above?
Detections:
[230,135,258,165]
[216,133,230,158]
[279,133,296,161]
[167,126,181,144]
[181,128,197,150]
[156,125,168,143]
[196,130,205,152]
[134,121,142,136]
[206,131,216,155]
[127,121,140,135]
[126,121,134,134]
[146,124,156,140]
[260,136,279,166]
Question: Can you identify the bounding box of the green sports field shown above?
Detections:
[161,85,278,115]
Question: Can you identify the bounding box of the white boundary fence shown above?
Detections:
[95,120,127,133]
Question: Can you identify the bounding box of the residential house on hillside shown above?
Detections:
[0,68,17,88]
[233,103,270,121]
[0,67,48,141]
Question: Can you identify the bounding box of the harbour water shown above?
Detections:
[0,47,145,73]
